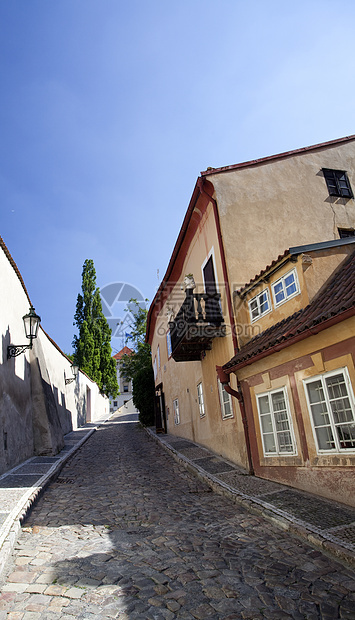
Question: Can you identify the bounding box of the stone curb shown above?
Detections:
[0,424,100,582]
[145,428,355,570]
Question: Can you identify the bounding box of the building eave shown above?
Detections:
[201,134,355,177]
[146,180,209,344]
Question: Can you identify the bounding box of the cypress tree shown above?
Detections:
[72,259,118,398]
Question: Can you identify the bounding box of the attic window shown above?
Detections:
[272,268,299,307]
[248,289,271,322]
[323,169,353,198]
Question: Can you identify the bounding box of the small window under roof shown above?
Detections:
[338,228,355,239]
[323,169,353,198]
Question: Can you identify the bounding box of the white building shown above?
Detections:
[109,346,138,414]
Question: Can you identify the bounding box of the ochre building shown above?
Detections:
[146,135,355,507]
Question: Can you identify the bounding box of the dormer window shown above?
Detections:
[272,269,299,307]
[323,169,353,198]
[248,289,271,322]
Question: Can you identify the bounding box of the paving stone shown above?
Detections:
[190,602,216,618]
[1,419,354,619]
[166,599,181,612]
[43,584,67,596]
[3,583,29,593]
[63,587,85,599]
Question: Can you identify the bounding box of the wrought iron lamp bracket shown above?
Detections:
[7,343,32,359]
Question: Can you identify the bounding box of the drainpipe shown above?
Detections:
[197,177,238,354]
[216,365,254,475]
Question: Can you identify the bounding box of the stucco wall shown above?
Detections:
[0,240,109,475]
[211,140,355,289]
[0,244,34,474]
[236,319,355,507]
[151,203,249,470]
[148,138,355,501]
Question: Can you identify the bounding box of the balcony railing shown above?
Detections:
[168,290,226,362]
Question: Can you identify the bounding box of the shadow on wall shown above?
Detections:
[53,384,73,436]
[0,327,77,474]
[0,328,33,474]
[75,382,89,429]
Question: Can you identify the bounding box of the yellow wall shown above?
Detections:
[151,202,250,469]
[235,318,355,506]
[302,246,355,301]
[149,139,355,494]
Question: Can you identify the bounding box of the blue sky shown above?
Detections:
[1,0,355,354]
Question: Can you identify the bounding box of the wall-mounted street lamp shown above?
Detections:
[7,307,41,359]
[65,364,79,385]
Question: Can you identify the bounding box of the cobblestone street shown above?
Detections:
[1,416,355,619]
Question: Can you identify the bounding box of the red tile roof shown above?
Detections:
[113,346,134,360]
[223,250,355,373]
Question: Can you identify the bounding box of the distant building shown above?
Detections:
[109,346,138,413]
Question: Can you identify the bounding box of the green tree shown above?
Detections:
[72,259,118,398]
[121,299,155,426]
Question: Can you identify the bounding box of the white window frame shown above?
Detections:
[248,288,271,322]
[256,387,297,456]
[218,379,234,420]
[271,268,300,308]
[153,357,157,381]
[173,398,180,425]
[166,330,172,358]
[304,367,355,454]
[197,382,206,418]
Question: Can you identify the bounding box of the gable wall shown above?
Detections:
[211,140,355,289]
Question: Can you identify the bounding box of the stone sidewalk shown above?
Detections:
[148,430,355,570]
[0,416,354,619]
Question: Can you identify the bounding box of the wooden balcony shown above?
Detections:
[169,290,226,362]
